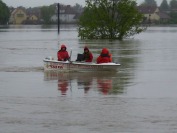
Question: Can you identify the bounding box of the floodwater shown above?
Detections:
[0,25,177,133]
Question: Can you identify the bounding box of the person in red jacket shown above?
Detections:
[97,48,112,64]
[83,46,93,62]
[57,44,70,61]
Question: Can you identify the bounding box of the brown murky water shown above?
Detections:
[0,25,177,133]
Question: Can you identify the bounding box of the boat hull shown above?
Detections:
[43,59,120,72]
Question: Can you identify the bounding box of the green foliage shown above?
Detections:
[144,0,157,6]
[169,12,177,24]
[78,0,145,40]
[170,0,177,9]
[73,3,83,13]
[0,0,10,25]
[41,5,55,24]
[160,0,169,11]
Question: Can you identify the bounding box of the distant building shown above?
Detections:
[9,7,41,25]
[137,6,170,24]
[9,4,82,25]
[51,5,79,24]
[156,12,171,24]
[25,14,39,24]
[25,7,41,24]
[9,7,27,24]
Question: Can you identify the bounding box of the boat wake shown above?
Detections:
[0,66,44,72]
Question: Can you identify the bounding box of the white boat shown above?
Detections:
[43,57,121,72]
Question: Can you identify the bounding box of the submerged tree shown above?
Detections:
[78,0,145,40]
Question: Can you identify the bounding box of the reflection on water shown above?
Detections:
[58,78,69,95]
[43,39,141,96]
[77,73,93,94]
[1,26,177,132]
[0,24,141,96]
[44,71,125,95]
[97,79,112,95]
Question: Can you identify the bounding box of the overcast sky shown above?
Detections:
[2,0,170,8]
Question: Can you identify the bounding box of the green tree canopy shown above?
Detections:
[78,0,145,40]
[160,0,169,11]
[170,0,177,9]
[73,3,83,13]
[141,0,157,6]
[41,5,55,24]
[0,0,10,25]
[169,11,177,24]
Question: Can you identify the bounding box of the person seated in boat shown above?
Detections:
[57,44,70,61]
[82,46,93,62]
[97,48,112,64]
[76,46,93,62]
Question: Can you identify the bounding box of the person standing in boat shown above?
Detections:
[97,48,112,64]
[82,46,93,62]
[57,44,70,61]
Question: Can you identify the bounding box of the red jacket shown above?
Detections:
[97,56,111,64]
[83,46,93,62]
[97,48,112,64]
[57,44,70,61]
[83,52,93,62]
[57,50,69,61]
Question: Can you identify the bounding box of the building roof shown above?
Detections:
[156,12,170,19]
[137,6,158,14]
[11,7,26,15]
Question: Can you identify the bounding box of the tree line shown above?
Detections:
[0,1,83,25]
[1,0,177,25]
[141,0,177,11]
[159,0,177,24]
[140,0,177,24]
[0,0,10,25]
[78,0,177,40]
[1,0,177,40]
